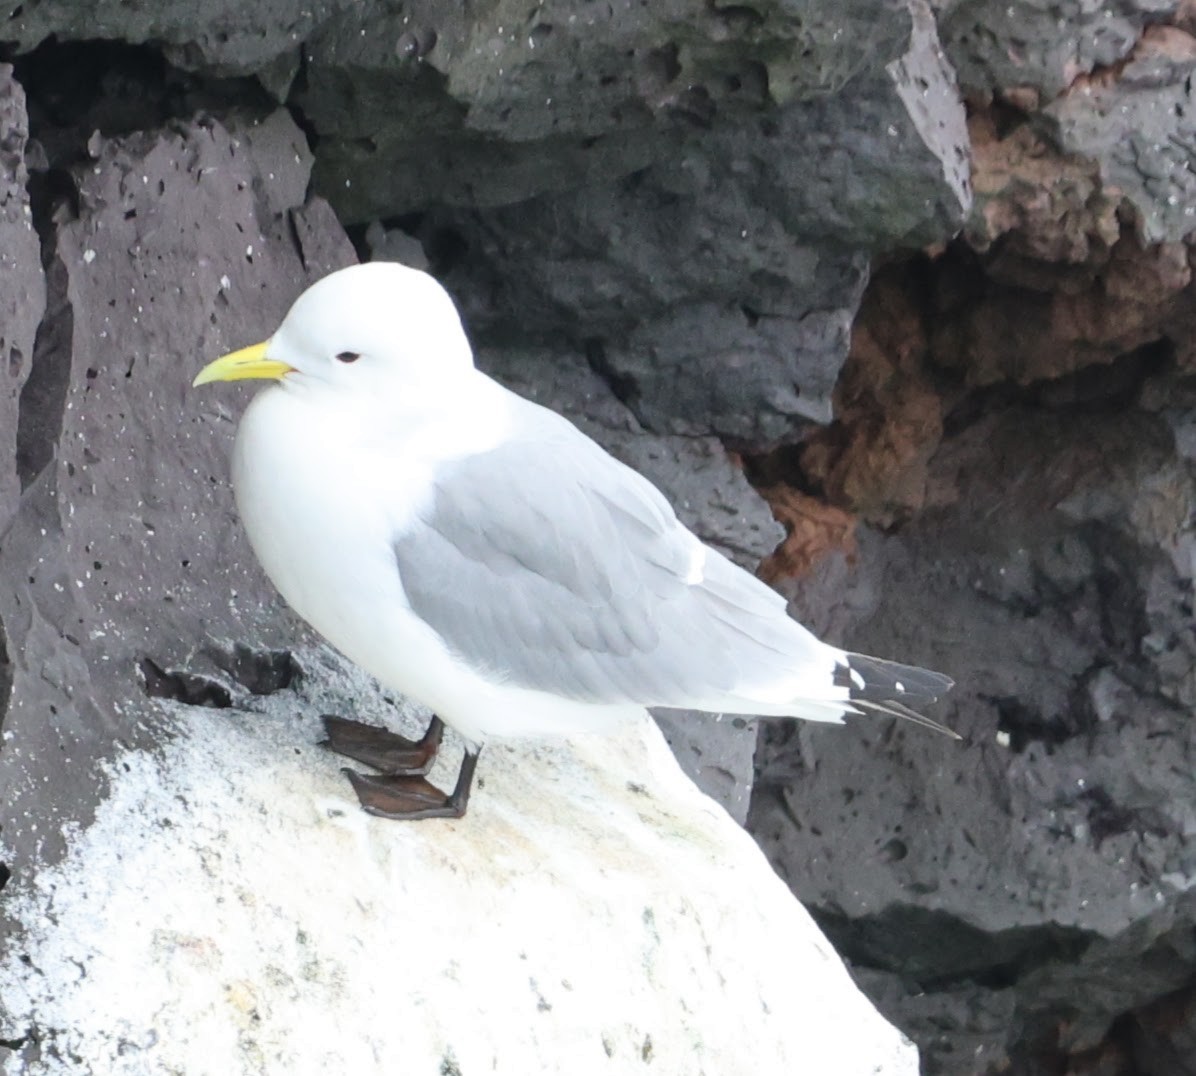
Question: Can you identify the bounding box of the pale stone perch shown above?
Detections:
[0,651,917,1075]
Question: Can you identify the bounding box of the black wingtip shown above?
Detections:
[836,653,958,738]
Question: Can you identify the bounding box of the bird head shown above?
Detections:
[193,262,476,393]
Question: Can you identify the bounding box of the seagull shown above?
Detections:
[193,262,954,820]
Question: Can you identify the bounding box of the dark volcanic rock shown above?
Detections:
[6,0,350,75]
[300,0,970,445]
[299,0,923,216]
[459,206,869,441]
[0,66,47,536]
[939,0,1168,99]
[0,111,355,894]
[752,386,1196,1072]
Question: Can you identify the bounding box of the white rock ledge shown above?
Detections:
[1,678,917,1075]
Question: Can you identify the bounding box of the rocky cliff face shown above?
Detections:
[0,1,1194,1071]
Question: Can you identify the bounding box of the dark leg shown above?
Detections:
[342,747,481,821]
[320,714,444,776]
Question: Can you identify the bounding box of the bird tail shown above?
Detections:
[835,653,959,739]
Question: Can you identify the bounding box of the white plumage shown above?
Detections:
[194,262,953,818]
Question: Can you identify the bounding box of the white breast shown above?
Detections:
[229,377,639,742]
[233,385,430,636]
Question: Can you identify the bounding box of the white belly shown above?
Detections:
[231,386,643,742]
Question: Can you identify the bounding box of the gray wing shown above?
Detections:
[392,404,813,706]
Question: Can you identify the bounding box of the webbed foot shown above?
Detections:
[320,714,444,776]
[341,748,480,820]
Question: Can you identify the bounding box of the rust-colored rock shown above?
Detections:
[966,111,1119,263]
[756,485,857,584]
[798,267,945,526]
[926,105,1196,387]
[929,230,1193,386]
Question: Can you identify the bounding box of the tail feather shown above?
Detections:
[835,653,957,738]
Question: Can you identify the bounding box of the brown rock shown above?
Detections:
[756,485,857,584]
[931,105,1196,386]
[0,112,356,883]
[799,266,945,525]
[967,111,1119,263]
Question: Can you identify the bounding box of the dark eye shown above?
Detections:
[336,351,361,364]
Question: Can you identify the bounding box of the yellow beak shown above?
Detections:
[192,340,294,387]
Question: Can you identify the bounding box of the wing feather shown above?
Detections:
[392,403,816,706]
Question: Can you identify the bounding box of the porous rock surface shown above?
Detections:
[0,107,356,884]
[4,1,1196,1074]
[749,7,1196,1073]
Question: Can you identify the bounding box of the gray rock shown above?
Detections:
[300,0,921,217]
[7,2,974,454]
[295,1,971,444]
[8,0,350,74]
[0,112,355,897]
[653,710,759,826]
[852,967,1017,1074]
[751,403,1196,1071]
[0,66,47,536]
[223,110,315,218]
[417,4,968,445]
[939,0,1171,97]
[890,0,973,234]
[363,221,429,270]
[448,204,865,444]
[1041,30,1196,243]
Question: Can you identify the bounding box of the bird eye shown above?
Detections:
[335,351,361,364]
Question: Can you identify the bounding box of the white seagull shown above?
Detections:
[193,262,954,820]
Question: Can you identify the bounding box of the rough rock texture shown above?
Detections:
[0,66,47,537]
[0,674,918,1074]
[6,1,349,75]
[754,396,1196,1069]
[938,0,1177,99]
[744,6,1196,1067]
[299,0,933,213]
[1042,24,1196,244]
[298,0,970,445]
[0,108,356,899]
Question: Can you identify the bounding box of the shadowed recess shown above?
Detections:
[811,902,1093,990]
[10,37,274,146]
[14,254,71,491]
[0,617,12,737]
[137,645,300,708]
[137,657,232,709]
[205,641,300,695]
